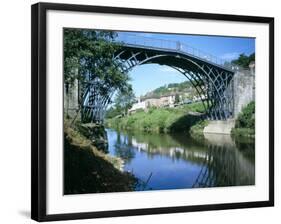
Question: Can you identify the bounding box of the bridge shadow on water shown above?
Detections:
[168,113,203,132]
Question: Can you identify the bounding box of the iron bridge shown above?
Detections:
[82,34,236,123]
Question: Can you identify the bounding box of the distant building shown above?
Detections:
[128,97,146,113]
[193,94,206,102]
[129,94,177,113]
[143,94,176,108]
[129,90,206,113]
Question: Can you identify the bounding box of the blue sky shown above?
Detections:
[116,31,255,97]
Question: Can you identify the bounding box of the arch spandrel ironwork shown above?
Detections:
[82,35,235,123]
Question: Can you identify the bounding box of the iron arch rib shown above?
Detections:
[82,45,234,123]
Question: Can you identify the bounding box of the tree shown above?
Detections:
[63,28,132,122]
[64,28,131,92]
[174,93,180,104]
[105,106,122,119]
[231,53,255,68]
[114,87,136,116]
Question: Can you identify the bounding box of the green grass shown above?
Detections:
[190,120,209,134]
[189,120,209,141]
[105,102,205,133]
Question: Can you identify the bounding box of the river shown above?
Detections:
[106,128,255,191]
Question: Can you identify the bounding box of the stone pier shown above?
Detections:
[204,66,255,134]
[203,119,235,135]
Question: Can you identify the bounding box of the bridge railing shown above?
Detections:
[116,33,177,52]
[115,33,235,69]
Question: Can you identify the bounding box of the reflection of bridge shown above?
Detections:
[110,130,254,188]
[192,144,254,188]
[82,34,236,122]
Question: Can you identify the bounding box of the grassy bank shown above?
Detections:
[231,101,255,138]
[64,120,137,194]
[105,103,205,133]
[189,120,209,141]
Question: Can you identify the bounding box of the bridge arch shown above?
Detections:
[82,44,235,123]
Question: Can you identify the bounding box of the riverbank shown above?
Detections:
[64,120,137,194]
[105,103,204,133]
[105,101,255,139]
[190,101,255,138]
[189,120,209,140]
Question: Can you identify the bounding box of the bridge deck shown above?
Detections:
[121,43,234,73]
[115,33,238,72]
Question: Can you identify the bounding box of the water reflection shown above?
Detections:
[113,133,136,163]
[107,129,255,190]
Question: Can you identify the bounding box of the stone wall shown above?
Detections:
[232,69,255,118]
[64,79,79,118]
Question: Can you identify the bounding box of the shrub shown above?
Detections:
[235,101,255,129]
[231,128,255,138]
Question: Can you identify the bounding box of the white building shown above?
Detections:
[128,98,146,113]
[129,94,177,113]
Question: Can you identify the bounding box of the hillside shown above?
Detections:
[141,81,196,99]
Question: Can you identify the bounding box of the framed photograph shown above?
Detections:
[31,2,274,222]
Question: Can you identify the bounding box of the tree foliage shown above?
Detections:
[63,28,131,101]
[142,81,195,100]
[235,101,255,129]
[231,53,255,69]
[175,93,180,104]
[114,88,136,115]
[106,87,136,118]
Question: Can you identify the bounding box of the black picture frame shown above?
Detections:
[31,2,274,222]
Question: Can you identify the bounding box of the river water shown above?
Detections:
[107,128,255,191]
